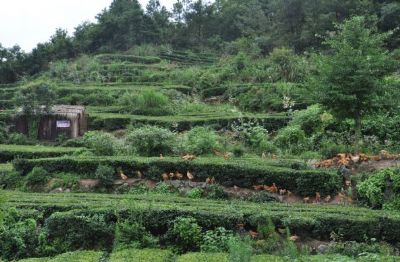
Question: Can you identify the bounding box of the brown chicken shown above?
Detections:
[265,183,278,194]
[338,192,346,204]
[120,171,128,180]
[210,177,215,184]
[182,154,196,161]
[223,153,230,160]
[160,154,164,160]
[175,172,184,180]
[187,171,194,181]
[161,173,169,181]
[324,195,331,203]
[303,197,311,203]
[137,171,144,179]
[169,172,175,179]
[315,192,321,203]
[249,230,258,239]
[206,177,211,184]
[289,235,300,242]
[253,185,264,191]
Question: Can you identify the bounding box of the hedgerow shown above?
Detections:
[0,145,80,162]
[5,192,400,244]
[13,156,339,196]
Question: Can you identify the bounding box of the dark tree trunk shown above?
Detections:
[354,112,362,154]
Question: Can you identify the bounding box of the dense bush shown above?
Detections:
[184,127,218,155]
[83,131,117,156]
[24,167,49,192]
[94,164,115,189]
[0,217,40,260]
[122,90,173,116]
[43,211,114,253]
[201,227,233,252]
[114,220,158,250]
[274,125,308,154]
[166,217,203,252]
[357,169,400,209]
[126,126,175,156]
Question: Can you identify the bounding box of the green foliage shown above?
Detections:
[14,81,56,115]
[126,125,175,156]
[94,164,115,188]
[201,227,233,252]
[43,211,114,254]
[326,241,394,258]
[312,16,397,151]
[274,125,308,154]
[184,127,218,155]
[24,167,48,192]
[186,187,204,199]
[14,156,339,196]
[357,169,400,208]
[110,248,173,262]
[123,90,173,116]
[228,237,252,262]
[0,144,79,162]
[166,217,203,252]
[0,217,40,260]
[114,220,158,250]
[83,131,117,156]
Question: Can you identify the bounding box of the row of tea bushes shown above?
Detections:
[13,156,338,196]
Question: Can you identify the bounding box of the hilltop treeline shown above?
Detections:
[0,0,399,83]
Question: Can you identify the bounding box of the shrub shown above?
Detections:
[319,139,348,159]
[24,167,48,192]
[232,144,245,157]
[7,133,35,145]
[126,126,175,156]
[228,237,252,262]
[291,105,333,136]
[274,125,308,154]
[186,188,204,199]
[326,241,394,258]
[357,169,397,208]
[94,165,115,189]
[185,127,218,155]
[201,227,233,252]
[0,218,40,260]
[110,248,173,262]
[114,220,158,250]
[43,211,114,253]
[126,90,173,116]
[166,217,203,252]
[83,131,116,156]
[205,184,229,200]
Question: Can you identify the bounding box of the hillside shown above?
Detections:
[0,0,400,261]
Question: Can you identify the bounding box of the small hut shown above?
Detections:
[16,105,88,141]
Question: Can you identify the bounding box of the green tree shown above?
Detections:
[313,16,397,152]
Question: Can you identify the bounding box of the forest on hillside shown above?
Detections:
[1,0,400,83]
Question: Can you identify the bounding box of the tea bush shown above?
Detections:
[166,217,203,252]
[114,220,158,250]
[184,127,218,155]
[201,227,233,252]
[126,126,175,156]
[83,131,117,156]
[24,167,49,192]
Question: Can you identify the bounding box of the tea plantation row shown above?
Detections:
[5,192,400,243]
[17,249,400,262]
[13,156,338,196]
